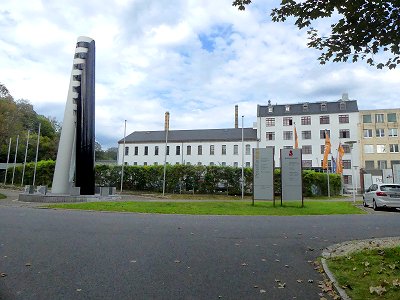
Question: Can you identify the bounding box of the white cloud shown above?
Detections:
[1,0,399,149]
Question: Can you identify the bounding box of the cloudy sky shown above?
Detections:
[1,0,399,149]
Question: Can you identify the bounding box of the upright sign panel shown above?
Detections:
[393,164,400,184]
[383,169,394,183]
[253,148,274,201]
[280,149,303,203]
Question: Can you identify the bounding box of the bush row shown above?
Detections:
[3,161,342,196]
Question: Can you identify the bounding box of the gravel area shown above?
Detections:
[322,236,400,258]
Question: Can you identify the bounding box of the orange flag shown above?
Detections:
[294,126,299,149]
[322,130,331,169]
[336,143,345,174]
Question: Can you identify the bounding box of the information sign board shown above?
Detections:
[280,149,302,203]
[252,148,274,201]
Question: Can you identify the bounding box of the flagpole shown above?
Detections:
[11,135,19,185]
[21,130,30,186]
[4,138,12,185]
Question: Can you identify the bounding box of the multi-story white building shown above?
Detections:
[118,128,258,167]
[117,94,361,191]
[256,94,360,191]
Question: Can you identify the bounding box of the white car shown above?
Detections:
[363,183,400,211]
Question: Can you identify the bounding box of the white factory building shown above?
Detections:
[118,94,361,190]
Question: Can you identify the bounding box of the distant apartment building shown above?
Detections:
[256,94,360,191]
[359,108,400,170]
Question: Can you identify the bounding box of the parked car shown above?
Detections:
[363,183,400,211]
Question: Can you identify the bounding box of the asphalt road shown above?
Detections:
[0,196,399,299]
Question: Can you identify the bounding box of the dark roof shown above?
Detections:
[258,100,358,117]
[118,128,258,144]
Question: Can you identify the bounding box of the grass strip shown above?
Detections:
[327,246,400,300]
[47,201,364,216]
[0,193,6,200]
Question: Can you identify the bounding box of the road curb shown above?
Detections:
[320,258,351,300]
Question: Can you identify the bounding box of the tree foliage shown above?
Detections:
[0,82,60,162]
[233,0,400,69]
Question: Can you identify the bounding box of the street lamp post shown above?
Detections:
[241,115,244,200]
[345,141,357,202]
[120,120,127,193]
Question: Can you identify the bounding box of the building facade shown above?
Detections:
[118,128,258,167]
[359,109,400,170]
[256,94,360,191]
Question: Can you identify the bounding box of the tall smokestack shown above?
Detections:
[165,111,170,131]
[235,105,238,128]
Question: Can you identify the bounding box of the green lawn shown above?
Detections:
[47,201,364,216]
[327,246,400,299]
[0,193,6,200]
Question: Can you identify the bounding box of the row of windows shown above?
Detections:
[363,128,398,138]
[267,102,346,114]
[265,115,350,127]
[124,144,253,156]
[266,129,351,141]
[362,113,397,123]
[364,144,399,153]
[365,160,400,169]
[128,161,252,167]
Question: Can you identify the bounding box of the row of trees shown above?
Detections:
[3,161,342,197]
[0,83,60,162]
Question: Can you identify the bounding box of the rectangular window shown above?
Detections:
[320,130,330,139]
[198,145,202,155]
[210,162,214,166]
[283,131,293,140]
[302,145,312,154]
[363,114,372,123]
[154,162,158,166]
[125,146,129,156]
[375,113,384,123]
[134,146,138,155]
[283,117,293,126]
[210,145,215,155]
[166,146,170,155]
[342,144,351,153]
[176,146,180,155]
[387,113,397,122]
[365,161,374,169]
[389,144,399,153]
[143,162,147,166]
[245,144,251,155]
[197,162,202,166]
[320,115,330,124]
[378,160,387,169]
[302,160,312,167]
[234,145,238,155]
[234,162,238,167]
[302,131,311,139]
[391,160,400,167]
[155,146,159,155]
[266,132,275,141]
[187,145,191,155]
[364,145,374,153]
[376,145,386,153]
[339,114,349,123]
[301,116,311,125]
[363,129,373,138]
[186,162,191,165]
[376,128,385,137]
[133,162,137,166]
[321,103,327,111]
[144,146,148,155]
[302,104,309,112]
[339,101,346,110]
[339,129,350,138]
[343,160,351,169]
[221,162,226,166]
[344,175,352,185]
[389,128,398,137]
[222,145,227,155]
[245,162,251,167]
[266,118,275,126]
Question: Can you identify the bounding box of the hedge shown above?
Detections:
[3,161,341,196]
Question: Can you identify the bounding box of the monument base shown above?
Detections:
[18,193,120,203]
